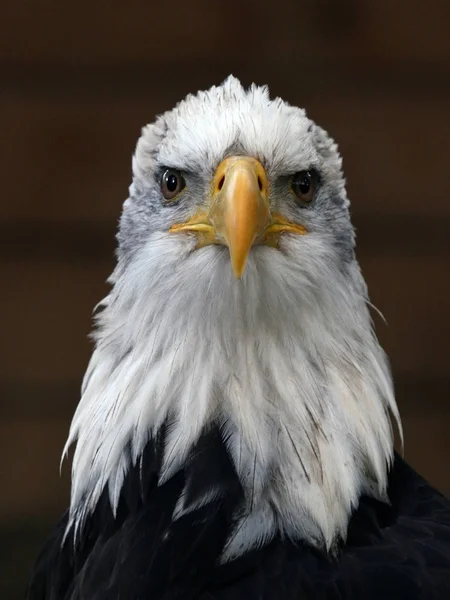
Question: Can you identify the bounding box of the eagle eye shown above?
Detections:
[161,169,186,201]
[291,170,317,204]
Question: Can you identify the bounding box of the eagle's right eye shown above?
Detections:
[161,169,186,201]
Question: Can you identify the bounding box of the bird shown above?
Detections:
[27,76,450,600]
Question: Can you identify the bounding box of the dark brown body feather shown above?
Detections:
[27,426,450,599]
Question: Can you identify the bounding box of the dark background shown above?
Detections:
[1,1,450,598]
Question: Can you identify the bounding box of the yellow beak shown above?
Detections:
[208,157,270,278]
[169,157,307,278]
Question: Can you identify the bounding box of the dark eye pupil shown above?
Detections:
[292,170,316,203]
[298,176,310,194]
[166,173,178,192]
[161,168,185,201]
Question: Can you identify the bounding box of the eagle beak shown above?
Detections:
[208,157,270,278]
[169,156,307,279]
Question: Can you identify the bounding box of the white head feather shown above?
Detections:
[63,76,401,560]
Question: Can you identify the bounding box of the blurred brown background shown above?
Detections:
[1,1,450,598]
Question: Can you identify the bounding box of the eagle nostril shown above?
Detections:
[218,175,225,191]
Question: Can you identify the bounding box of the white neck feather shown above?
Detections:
[64,232,400,559]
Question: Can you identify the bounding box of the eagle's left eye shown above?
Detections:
[291,171,317,204]
[161,169,186,201]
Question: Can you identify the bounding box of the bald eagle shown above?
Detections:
[28,77,450,599]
